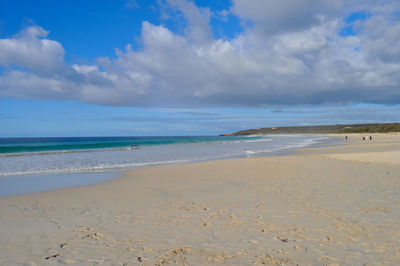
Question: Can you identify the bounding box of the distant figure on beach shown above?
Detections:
[345,136,348,141]
[363,136,371,141]
[130,144,139,150]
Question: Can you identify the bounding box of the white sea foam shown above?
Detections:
[244,138,273,143]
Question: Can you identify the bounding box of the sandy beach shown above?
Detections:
[1,134,400,265]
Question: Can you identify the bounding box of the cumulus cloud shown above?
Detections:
[0,26,66,74]
[166,0,213,44]
[0,0,400,106]
[231,0,339,33]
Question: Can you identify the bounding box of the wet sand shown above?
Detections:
[0,134,399,265]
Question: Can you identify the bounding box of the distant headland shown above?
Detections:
[221,123,400,136]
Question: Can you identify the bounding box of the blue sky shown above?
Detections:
[0,0,240,63]
[1,0,399,137]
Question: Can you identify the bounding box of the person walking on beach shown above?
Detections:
[345,136,348,141]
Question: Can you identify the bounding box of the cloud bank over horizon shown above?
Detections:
[1,0,400,107]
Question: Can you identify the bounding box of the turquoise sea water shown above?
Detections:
[0,136,245,154]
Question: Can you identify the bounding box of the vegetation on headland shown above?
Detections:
[222,123,400,136]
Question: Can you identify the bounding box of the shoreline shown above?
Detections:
[1,133,399,264]
[0,135,333,197]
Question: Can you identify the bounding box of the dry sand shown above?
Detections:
[1,134,400,265]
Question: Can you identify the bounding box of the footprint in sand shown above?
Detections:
[318,255,341,264]
[252,253,288,265]
[81,232,104,240]
[45,253,61,260]
[277,236,289,242]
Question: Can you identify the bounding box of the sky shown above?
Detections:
[0,0,400,137]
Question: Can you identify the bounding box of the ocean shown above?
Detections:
[0,135,330,196]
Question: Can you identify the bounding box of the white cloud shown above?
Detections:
[0,26,65,74]
[0,1,400,106]
[230,0,348,33]
[166,0,213,44]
